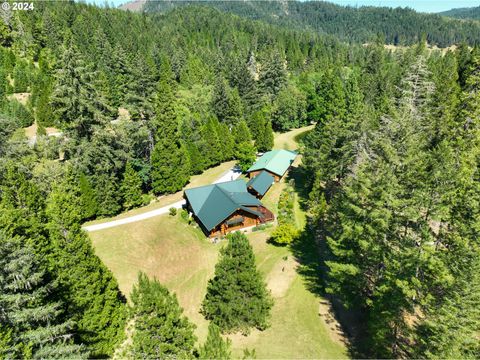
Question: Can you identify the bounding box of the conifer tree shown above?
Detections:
[306,69,346,124]
[150,59,191,194]
[216,121,235,161]
[129,272,196,359]
[429,51,461,147]
[121,162,143,210]
[212,76,230,123]
[151,140,190,194]
[236,141,257,172]
[186,141,205,174]
[46,178,127,357]
[201,232,273,334]
[233,59,262,114]
[34,75,54,127]
[110,45,134,107]
[259,50,287,96]
[212,77,243,125]
[199,323,232,360]
[416,258,480,359]
[256,120,274,152]
[51,37,113,139]
[233,119,252,144]
[152,57,177,136]
[320,57,475,357]
[0,232,88,359]
[0,162,47,248]
[94,172,122,217]
[248,106,270,144]
[201,117,223,167]
[13,60,29,92]
[0,69,7,104]
[304,70,365,196]
[31,54,55,127]
[125,55,156,122]
[78,173,98,219]
[228,87,244,124]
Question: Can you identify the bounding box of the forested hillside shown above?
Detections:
[143,0,480,47]
[440,6,480,20]
[0,0,479,358]
[0,1,347,356]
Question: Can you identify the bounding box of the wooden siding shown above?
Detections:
[248,170,281,182]
[209,208,260,237]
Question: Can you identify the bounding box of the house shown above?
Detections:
[246,171,274,199]
[184,179,274,237]
[246,149,297,182]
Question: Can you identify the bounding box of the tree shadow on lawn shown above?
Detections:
[285,165,311,212]
[286,164,367,358]
[290,226,367,358]
[293,127,313,146]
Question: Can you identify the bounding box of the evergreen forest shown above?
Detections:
[0,0,479,358]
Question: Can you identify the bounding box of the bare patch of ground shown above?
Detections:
[9,92,30,105]
[24,122,61,140]
[266,255,297,298]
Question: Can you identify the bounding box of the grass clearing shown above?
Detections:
[90,212,347,358]
[89,125,348,358]
[88,214,220,342]
[273,124,314,151]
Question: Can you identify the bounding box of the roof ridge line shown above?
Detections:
[197,184,217,215]
[217,185,242,206]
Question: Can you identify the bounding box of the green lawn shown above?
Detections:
[90,212,348,359]
[89,214,219,341]
[88,124,348,358]
[273,124,314,151]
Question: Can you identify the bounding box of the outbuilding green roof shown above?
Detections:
[247,150,297,177]
[184,179,262,231]
[247,171,274,197]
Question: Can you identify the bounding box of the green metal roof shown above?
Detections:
[247,150,297,177]
[184,179,262,231]
[247,171,274,196]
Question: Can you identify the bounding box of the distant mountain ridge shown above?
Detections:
[440,6,480,20]
[140,0,480,47]
[119,0,146,12]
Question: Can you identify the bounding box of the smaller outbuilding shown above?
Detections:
[246,149,297,182]
[246,171,275,199]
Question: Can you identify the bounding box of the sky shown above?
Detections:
[86,0,480,14]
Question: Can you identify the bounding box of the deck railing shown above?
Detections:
[258,206,275,223]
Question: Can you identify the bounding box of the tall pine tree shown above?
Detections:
[129,272,196,358]
[150,58,190,194]
[0,232,88,359]
[201,232,273,334]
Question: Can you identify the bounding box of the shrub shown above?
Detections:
[180,209,189,222]
[169,207,177,216]
[3,100,34,128]
[269,224,298,245]
[277,185,295,226]
[141,193,153,206]
[252,223,273,232]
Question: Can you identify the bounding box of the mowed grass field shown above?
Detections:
[88,125,349,358]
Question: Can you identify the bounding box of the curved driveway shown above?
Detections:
[82,166,242,232]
